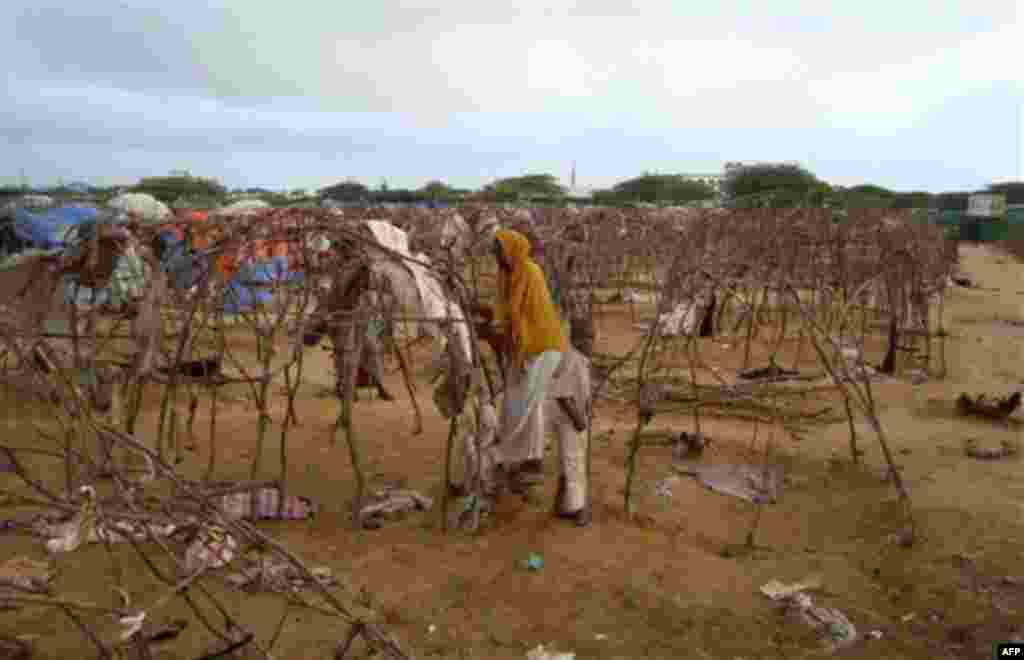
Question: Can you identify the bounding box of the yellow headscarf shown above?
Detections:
[493,229,565,369]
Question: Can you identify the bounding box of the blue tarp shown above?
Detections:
[223,256,303,314]
[12,205,99,250]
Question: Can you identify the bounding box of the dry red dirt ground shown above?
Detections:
[125,302,943,658]
[6,245,1024,659]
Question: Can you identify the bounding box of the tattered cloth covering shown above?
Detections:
[226,552,335,593]
[10,205,99,250]
[216,199,271,217]
[364,219,472,361]
[65,231,148,307]
[108,192,172,225]
[223,255,303,314]
[158,210,221,288]
[358,487,434,526]
[6,194,54,210]
[676,463,783,505]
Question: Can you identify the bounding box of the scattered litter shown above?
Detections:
[620,289,642,304]
[43,486,98,554]
[956,391,1021,421]
[0,557,55,593]
[147,619,188,643]
[760,576,823,601]
[900,613,915,623]
[523,553,544,571]
[0,636,32,660]
[738,363,800,382]
[673,431,711,460]
[951,276,974,288]
[654,475,680,499]
[782,592,858,651]
[867,630,883,640]
[37,510,177,553]
[844,363,885,382]
[219,487,317,521]
[119,612,147,641]
[428,625,437,634]
[526,644,575,660]
[594,634,608,641]
[225,553,335,593]
[675,463,783,505]
[358,487,433,528]
[964,436,1017,460]
[36,486,175,553]
[183,524,237,575]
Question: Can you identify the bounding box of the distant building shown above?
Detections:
[64,181,93,194]
[565,185,595,200]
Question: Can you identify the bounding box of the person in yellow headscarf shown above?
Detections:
[475,228,585,495]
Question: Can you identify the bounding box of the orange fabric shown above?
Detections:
[493,229,565,370]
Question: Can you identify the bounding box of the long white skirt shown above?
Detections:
[497,350,563,465]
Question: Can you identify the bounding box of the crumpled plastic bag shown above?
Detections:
[39,496,177,554]
[760,576,823,601]
[526,644,575,660]
[675,464,783,505]
[183,524,237,575]
[225,553,335,593]
[119,612,147,640]
[783,592,858,651]
[359,488,434,528]
[44,486,99,554]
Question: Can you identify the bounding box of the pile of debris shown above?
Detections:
[761,577,860,652]
[358,487,434,530]
[956,391,1021,421]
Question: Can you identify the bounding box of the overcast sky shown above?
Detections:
[2,1,1022,192]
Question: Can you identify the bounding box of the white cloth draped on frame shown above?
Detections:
[363,220,472,363]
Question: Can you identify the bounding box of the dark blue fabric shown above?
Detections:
[12,205,99,249]
[223,255,303,313]
[160,239,212,292]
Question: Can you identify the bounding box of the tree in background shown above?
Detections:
[321,180,371,203]
[933,192,970,212]
[420,180,458,202]
[890,191,933,210]
[834,184,896,209]
[482,174,566,200]
[594,174,717,205]
[985,181,1024,205]
[131,175,227,204]
[0,185,27,204]
[721,163,831,208]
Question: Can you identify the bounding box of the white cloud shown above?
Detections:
[807,18,1023,127]
[3,0,1021,190]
